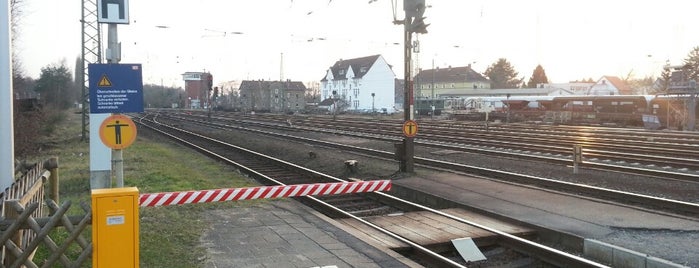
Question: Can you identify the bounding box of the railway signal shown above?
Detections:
[404,0,429,33]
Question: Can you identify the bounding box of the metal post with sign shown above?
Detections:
[91,0,131,190]
[99,114,137,187]
[89,63,143,188]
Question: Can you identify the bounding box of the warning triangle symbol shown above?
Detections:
[98,74,112,87]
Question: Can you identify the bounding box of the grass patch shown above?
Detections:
[31,112,257,267]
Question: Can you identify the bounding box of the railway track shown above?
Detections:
[147,111,699,217]
[166,111,699,183]
[134,113,608,267]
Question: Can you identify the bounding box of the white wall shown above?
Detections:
[356,56,396,111]
[588,78,619,95]
[320,55,396,112]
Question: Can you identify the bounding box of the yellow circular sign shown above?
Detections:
[403,120,418,137]
[99,114,137,149]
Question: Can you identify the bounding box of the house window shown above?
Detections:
[451,83,455,88]
[339,69,345,75]
[354,100,359,108]
[354,88,359,96]
[360,67,367,73]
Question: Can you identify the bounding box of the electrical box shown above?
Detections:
[92,187,139,268]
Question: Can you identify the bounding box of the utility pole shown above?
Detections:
[399,0,428,173]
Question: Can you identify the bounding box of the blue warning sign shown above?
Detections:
[89,63,144,114]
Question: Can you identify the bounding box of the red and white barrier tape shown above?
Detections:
[139,180,392,207]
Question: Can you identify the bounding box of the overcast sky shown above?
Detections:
[15,0,699,88]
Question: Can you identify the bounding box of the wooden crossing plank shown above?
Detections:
[336,218,410,249]
[337,208,536,249]
[368,214,444,245]
[439,208,535,235]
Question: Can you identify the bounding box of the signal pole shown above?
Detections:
[399,0,428,173]
[401,14,414,172]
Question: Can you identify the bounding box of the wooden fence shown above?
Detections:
[1,158,92,267]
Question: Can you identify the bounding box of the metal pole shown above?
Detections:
[0,0,15,191]
[431,58,434,99]
[667,97,670,129]
[107,24,125,188]
[688,80,697,131]
[332,91,337,120]
[402,16,414,173]
[506,93,511,123]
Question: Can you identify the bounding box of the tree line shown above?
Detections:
[483,47,699,93]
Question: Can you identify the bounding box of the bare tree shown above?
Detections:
[10,0,25,77]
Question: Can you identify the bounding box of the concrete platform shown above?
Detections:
[199,200,418,268]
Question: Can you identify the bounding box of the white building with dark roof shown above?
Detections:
[320,55,396,112]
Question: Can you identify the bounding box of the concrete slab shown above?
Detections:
[199,199,418,267]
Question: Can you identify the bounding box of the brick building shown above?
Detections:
[182,72,213,109]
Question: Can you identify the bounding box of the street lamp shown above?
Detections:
[371,93,375,114]
[332,90,338,120]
